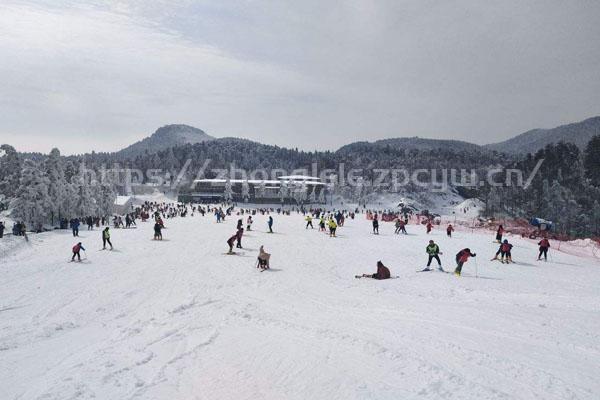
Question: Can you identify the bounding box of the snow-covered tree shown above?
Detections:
[44,148,68,224]
[223,178,233,203]
[241,180,250,202]
[0,144,22,200]
[11,159,52,231]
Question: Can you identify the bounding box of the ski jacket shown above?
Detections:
[72,243,84,253]
[456,249,475,263]
[103,230,110,239]
[538,239,550,248]
[447,225,454,232]
[500,243,512,252]
[426,244,440,255]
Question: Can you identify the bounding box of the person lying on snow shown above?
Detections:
[358,261,391,279]
[257,245,271,269]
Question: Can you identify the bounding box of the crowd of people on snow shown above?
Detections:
[1,198,560,280]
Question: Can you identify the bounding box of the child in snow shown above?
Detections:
[496,225,504,243]
[102,227,113,250]
[426,221,433,234]
[227,233,238,254]
[454,248,476,276]
[538,237,550,261]
[328,218,337,237]
[447,224,454,237]
[153,222,163,240]
[305,215,314,229]
[425,240,443,271]
[236,227,244,249]
[72,242,85,262]
[372,217,379,234]
[267,216,274,233]
[257,245,271,269]
[359,261,391,280]
[246,216,253,231]
[496,239,513,263]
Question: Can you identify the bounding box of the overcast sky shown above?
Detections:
[1,0,599,154]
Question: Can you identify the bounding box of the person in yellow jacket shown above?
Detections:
[319,216,326,231]
[328,218,337,237]
[305,215,314,229]
[102,227,113,250]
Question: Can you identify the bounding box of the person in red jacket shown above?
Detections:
[454,248,476,276]
[71,242,86,262]
[495,225,504,243]
[426,221,433,234]
[538,237,550,261]
[446,224,454,237]
[358,261,391,280]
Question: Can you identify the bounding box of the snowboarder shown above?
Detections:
[305,215,314,229]
[358,261,391,280]
[102,227,113,250]
[372,217,379,234]
[424,240,443,271]
[267,215,274,233]
[495,225,504,243]
[454,248,476,276]
[257,245,271,269]
[446,224,454,237]
[538,237,550,261]
[71,242,85,262]
[153,222,163,240]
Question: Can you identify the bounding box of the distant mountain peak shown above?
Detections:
[117,124,215,156]
[485,116,600,154]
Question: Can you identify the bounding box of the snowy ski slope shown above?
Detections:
[1,212,599,399]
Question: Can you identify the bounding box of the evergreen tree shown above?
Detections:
[0,144,22,199]
[44,148,67,224]
[584,135,600,186]
[11,159,52,231]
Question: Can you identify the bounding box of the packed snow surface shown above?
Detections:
[1,212,599,399]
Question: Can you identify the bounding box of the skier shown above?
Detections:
[246,216,253,231]
[372,217,379,234]
[495,225,504,243]
[319,216,326,232]
[257,245,271,269]
[102,227,113,250]
[424,240,443,271]
[446,224,454,237]
[305,215,314,229]
[71,218,80,237]
[328,218,337,237]
[153,222,163,240]
[426,220,433,234]
[0,221,4,238]
[500,239,513,263]
[538,237,550,261]
[454,248,476,276]
[397,219,407,234]
[236,227,244,249]
[358,261,391,280]
[394,219,402,234]
[226,233,238,254]
[267,215,274,233]
[71,242,85,262]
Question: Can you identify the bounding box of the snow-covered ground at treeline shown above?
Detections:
[1,212,600,400]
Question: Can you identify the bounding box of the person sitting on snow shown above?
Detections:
[257,245,271,269]
[359,261,391,280]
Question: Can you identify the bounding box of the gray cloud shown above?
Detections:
[1,0,599,154]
